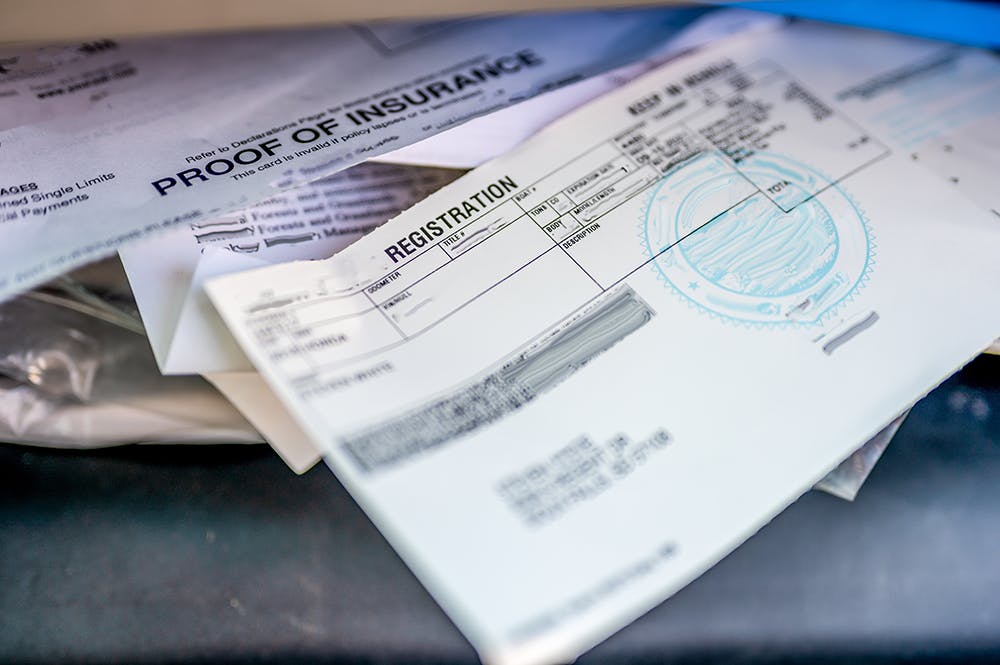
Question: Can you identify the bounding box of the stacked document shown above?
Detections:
[2,6,999,665]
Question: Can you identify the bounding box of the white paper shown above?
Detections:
[0,6,725,301]
[376,8,783,169]
[119,162,462,374]
[204,371,320,473]
[166,248,262,373]
[208,23,1000,665]
[121,162,461,468]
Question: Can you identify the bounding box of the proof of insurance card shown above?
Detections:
[207,21,1000,665]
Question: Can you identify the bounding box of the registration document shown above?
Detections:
[207,23,1000,665]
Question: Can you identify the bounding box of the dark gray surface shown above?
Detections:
[2,354,999,664]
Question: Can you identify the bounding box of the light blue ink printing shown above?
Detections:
[641,152,873,327]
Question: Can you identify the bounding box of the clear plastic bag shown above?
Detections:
[0,258,261,447]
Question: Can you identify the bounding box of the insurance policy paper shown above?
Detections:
[208,23,1000,665]
[0,6,722,301]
